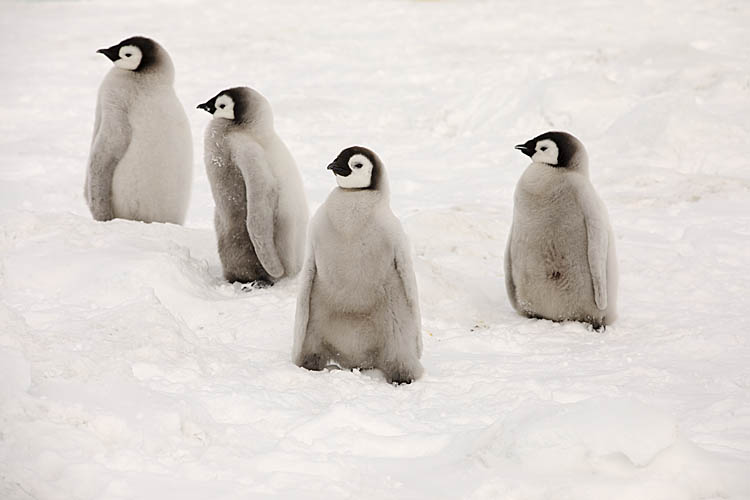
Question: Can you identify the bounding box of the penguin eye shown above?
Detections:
[219,104,226,109]
[353,163,363,169]
[540,146,548,151]
[124,53,132,57]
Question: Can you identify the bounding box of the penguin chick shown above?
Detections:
[292,147,423,384]
[85,36,192,224]
[198,87,309,284]
[505,131,618,329]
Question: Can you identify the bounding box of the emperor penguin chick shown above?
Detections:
[198,87,309,284]
[292,147,423,384]
[505,131,618,329]
[85,36,192,224]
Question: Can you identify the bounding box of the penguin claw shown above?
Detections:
[590,322,606,333]
[385,367,417,385]
[390,378,414,386]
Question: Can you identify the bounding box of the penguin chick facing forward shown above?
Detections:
[85,36,192,224]
[198,87,309,285]
[292,147,423,384]
[505,131,618,330]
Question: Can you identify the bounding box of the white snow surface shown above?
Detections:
[1,0,750,499]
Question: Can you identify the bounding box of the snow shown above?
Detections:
[1,0,750,499]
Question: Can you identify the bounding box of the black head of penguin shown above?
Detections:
[96,36,159,72]
[197,87,251,123]
[514,131,582,168]
[326,146,383,190]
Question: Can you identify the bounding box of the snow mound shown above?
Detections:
[471,397,750,500]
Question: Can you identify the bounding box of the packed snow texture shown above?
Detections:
[1,0,750,499]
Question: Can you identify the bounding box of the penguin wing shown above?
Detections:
[86,102,131,221]
[232,139,284,278]
[84,100,102,199]
[91,99,103,147]
[291,240,316,365]
[579,184,610,310]
[393,226,423,356]
[504,225,519,311]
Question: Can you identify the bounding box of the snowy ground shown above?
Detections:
[2,0,750,499]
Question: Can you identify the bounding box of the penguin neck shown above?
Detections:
[567,156,590,176]
[206,119,232,146]
[242,121,275,143]
[325,187,389,235]
[211,105,278,145]
[213,115,275,143]
[127,54,175,86]
[518,162,589,200]
[560,149,590,176]
[533,157,590,177]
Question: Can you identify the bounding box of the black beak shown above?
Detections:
[515,144,534,158]
[96,46,119,62]
[327,162,351,177]
[196,99,216,114]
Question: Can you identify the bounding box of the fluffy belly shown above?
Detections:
[317,265,389,313]
[313,239,392,310]
[308,280,386,367]
[324,312,381,365]
[512,228,594,319]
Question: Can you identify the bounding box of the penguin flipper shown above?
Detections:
[504,227,519,312]
[394,229,422,357]
[292,242,316,365]
[234,140,284,278]
[86,104,131,221]
[91,98,103,147]
[84,100,102,200]
[580,189,609,310]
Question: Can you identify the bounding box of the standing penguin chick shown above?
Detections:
[85,36,192,224]
[198,87,309,284]
[292,147,423,384]
[505,131,618,329]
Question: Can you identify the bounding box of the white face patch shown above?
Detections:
[531,138,559,165]
[335,153,374,189]
[114,45,142,71]
[213,94,235,120]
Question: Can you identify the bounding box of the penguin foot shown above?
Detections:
[300,353,327,371]
[387,371,415,385]
[589,322,606,333]
[389,376,414,385]
[383,364,420,385]
[239,280,273,292]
